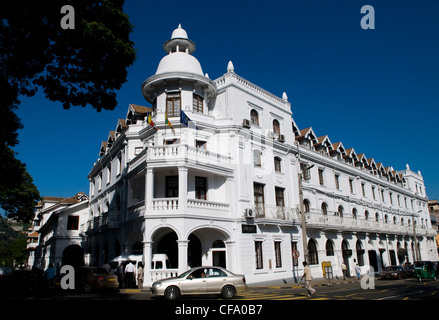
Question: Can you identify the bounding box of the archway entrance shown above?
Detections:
[188,228,230,269]
[153,228,178,268]
[342,240,351,277]
[188,234,202,268]
[62,245,84,269]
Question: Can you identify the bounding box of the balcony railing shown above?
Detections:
[147,144,230,169]
[150,269,179,282]
[303,210,432,235]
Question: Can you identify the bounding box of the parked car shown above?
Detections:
[151,266,247,300]
[404,263,415,277]
[380,266,407,280]
[76,267,119,293]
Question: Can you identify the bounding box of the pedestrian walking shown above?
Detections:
[355,264,361,280]
[125,260,135,288]
[137,262,144,289]
[300,261,316,298]
[117,262,125,289]
[341,261,347,280]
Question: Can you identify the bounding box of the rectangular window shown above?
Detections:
[275,187,285,207]
[349,178,354,194]
[166,92,181,117]
[274,157,281,172]
[254,183,265,207]
[274,241,282,268]
[253,150,262,167]
[117,154,122,176]
[255,241,263,269]
[254,183,265,217]
[196,140,207,149]
[67,216,79,230]
[318,169,324,185]
[107,166,111,184]
[195,176,207,200]
[372,186,376,200]
[193,94,203,113]
[361,183,366,197]
[166,176,179,198]
[335,174,340,190]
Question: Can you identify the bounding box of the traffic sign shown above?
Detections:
[292,250,300,259]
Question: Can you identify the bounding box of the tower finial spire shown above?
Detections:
[227,61,234,73]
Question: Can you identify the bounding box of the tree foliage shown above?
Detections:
[0,0,136,220]
[0,146,40,222]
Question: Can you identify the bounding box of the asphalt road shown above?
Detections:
[3,277,438,301]
[2,278,436,319]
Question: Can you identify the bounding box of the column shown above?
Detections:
[178,167,188,212]
[146,168,154,212]
[177,240,190,274]
[142,241,153,287]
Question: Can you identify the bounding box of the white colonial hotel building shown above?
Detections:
[82,25,437,285]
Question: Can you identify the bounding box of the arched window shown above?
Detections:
[356,241,364,266]
[352,208,358,219]
[321,202,328,215]
[326,240,334,256]
[337,205,344,217]
[250,109,259,126]
[365,210,369,220]
[303,199,310,213]
[308,239,319,265]
[375,212,379,222]
[273,119,280,135]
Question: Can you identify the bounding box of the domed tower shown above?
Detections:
[141,25,217,123]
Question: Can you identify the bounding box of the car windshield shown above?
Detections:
[177,269,193,278]
[384,267,397,271]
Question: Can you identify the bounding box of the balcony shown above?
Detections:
[304,210,430,236]
[147,144,231,172]
[151,198,230,216]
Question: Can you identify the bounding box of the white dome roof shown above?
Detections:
[155,52,204,76]
[171,24,188,39]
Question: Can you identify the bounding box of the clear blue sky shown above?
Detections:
[13,0,439,201]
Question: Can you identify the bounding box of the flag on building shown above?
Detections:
[147,112,158,130]
[165,112,176,135]
[180,110,198,130]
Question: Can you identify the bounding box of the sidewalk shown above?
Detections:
[249,276,359,289]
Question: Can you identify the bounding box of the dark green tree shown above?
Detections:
[0,0,136,221]
[0,146,40,222]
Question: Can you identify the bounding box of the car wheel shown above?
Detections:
[221,285,236,299]
[164,286,180,300]
[84,284,93,293]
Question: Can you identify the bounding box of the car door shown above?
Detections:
[206,268,228,293]
[181,268,208,294]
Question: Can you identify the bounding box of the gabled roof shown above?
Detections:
[332,142,346,156]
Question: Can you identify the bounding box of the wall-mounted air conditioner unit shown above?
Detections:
[242,119,251,128]
[244,208,254,219]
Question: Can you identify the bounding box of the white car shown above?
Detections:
[151,266,247,300]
